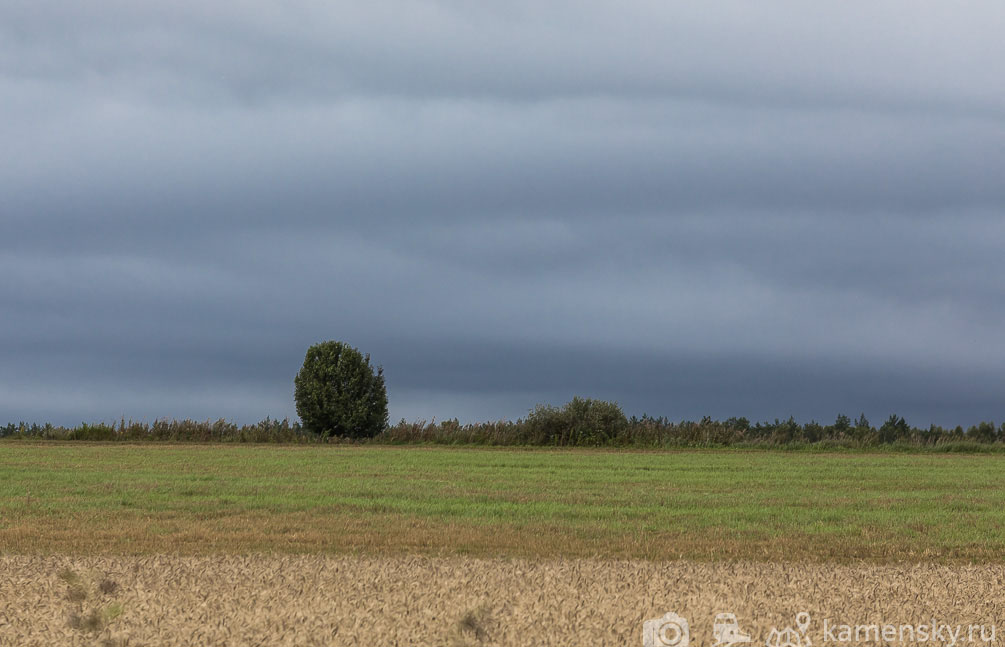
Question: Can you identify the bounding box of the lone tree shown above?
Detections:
[294,340,388,439]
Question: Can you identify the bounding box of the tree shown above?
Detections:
[294,340,388,439]
[878,414,909,444]
[852,413,873,443]
[803,420,824,443]
[967,421,998,443]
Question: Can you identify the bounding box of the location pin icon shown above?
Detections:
[796,613,811,634]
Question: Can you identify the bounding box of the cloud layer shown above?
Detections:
[3,1,1005,426]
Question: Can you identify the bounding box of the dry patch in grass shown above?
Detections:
[2,509,998,563]
[1,555,1004,646]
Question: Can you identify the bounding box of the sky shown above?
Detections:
[3,1,1005,428]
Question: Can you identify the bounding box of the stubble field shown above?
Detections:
[1,444,1004,645]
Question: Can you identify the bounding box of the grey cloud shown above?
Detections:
[4,1,1004,112]
[5,96,1004,240]
[2,1,1005,428]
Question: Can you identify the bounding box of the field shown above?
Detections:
[2,444,1005,645]
[3,555,1004,646]
[2,443,1005,560]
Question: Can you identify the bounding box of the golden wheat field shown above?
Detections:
[2,555,1003,647]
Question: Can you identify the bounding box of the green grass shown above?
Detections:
[1,443,1003,561]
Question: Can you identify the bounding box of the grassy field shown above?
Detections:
[1,443,1004,561]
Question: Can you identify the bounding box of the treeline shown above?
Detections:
[0,418,316,443]
[382,415,1005,450]
[381,401,1005,450]
[3,398,1005,450]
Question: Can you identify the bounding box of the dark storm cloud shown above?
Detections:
[2,1,1005,427]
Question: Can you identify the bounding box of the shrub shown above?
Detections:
[802,420,824,443]
[294,340,388,439]
[525,397,628,446]
[67,423,117,441]
[770,417,802,444]
[967,421,998,443]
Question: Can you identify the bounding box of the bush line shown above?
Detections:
[3,401,1005,451]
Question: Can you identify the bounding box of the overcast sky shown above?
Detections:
[3,1,1005,427]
